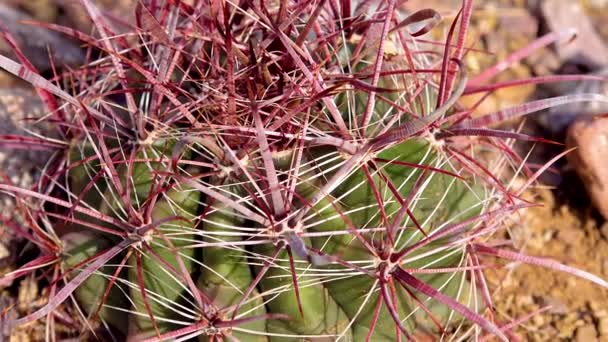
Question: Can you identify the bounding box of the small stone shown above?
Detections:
[545,298,569,315]
[9,329,30,342]
[565,312,580,324]
[0,4,84,71]
[599,317,608,336]
[559,320,579,339]
[541,0,608,69]
[576,324,598,342]
[0,243,8,261]
[533,314,544,326]
[515,295,534,307]
[566,116,608,221]
[17,278,38,312]
[596,309,608,318]
[601,223,608,241]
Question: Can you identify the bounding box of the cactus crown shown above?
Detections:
[1,1,608,341]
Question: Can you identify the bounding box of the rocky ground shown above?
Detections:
[466,1,608,341]
[489,188,608,341]
[1,0,608,341]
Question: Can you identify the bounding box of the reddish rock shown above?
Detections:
[541,0,608,69]
[566,116,608,220]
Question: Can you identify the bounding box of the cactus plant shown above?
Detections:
[1,1,608,341]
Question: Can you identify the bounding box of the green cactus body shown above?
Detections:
[5,1,598,341]
[64,105,484,340]
[68,142,105,196]
[127,181,200,336]
[285,162,391,340]
[198,182,268,342]
[67,142,112,232]
[291,134,484,339]
[253,241,351,341]
[45,3,508,340]
[69,138,202,337]
[62,231,128,333]
[64,144,129,333]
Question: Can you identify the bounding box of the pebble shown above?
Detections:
[601,222,608,240]
[17,278,38,312]
[541,0,608,69]
[533,314,544,326]
[576,324,598,342]
[599,317,608,336]
[566,116,608,221]
[0,243,7,261]
[0,4,84,71]
[596,308,608,318]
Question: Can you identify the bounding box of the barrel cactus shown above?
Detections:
[1,1,608,341]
